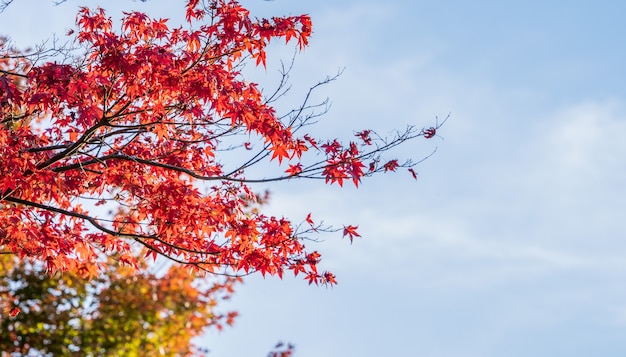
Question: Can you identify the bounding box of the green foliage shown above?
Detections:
[0,255,236,356]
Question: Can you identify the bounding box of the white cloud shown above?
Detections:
[531,99,626,178]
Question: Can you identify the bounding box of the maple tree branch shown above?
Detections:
[49,153,288,183]
[181,36,214,76]
[289,70,342,130]
[50,123,428,183]
[36,122,108,170]
[0,68,27,78]
[263,56,295,105]
[2,195,224,258]
[25,143,72,153]
[220,74,337,177]
[1,196,140,238]
[129,235,262,279]
[0,0,13,13]
[34,98,145,169]
[131,239,221,275]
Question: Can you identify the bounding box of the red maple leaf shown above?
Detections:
[285,163,302,176]
[383,159,399,172]
[305,213,314,226]
[342,225,361,243]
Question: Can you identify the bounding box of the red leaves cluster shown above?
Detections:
[383,159,399,172]
[268,342,295,357]
[320,140,366,187]
[0,0,432,287]
[422,127,436,139]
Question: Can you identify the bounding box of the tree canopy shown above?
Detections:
[0,0,442,354]
[0,254,237,355]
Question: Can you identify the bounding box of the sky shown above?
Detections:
[3,0,626,356]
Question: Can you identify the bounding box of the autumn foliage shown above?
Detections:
[0,0,438,343]
[0,254,237,355]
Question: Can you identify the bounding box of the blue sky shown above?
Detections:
[3,0,626,356]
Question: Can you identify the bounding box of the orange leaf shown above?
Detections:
[342,225,361,243]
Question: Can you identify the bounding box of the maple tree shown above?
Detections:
[0,0,436,285]
[0,0,442,351]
